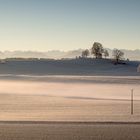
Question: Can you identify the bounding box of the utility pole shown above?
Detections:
[131,89,134,115]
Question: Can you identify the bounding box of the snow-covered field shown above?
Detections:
[0,59,139,121]
[0,61,139,139]
[0,59,139,76]
[0,75,139,122]
[0,122,140,140]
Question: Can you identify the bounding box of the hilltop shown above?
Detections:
[0,58,139,76]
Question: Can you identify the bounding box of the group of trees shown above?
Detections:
[82,42,109,59]
[81,42,124,64]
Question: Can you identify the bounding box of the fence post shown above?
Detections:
[131,89,134,115]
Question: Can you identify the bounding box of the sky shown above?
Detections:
[0,0,140,51]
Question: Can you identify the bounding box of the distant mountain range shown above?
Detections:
[0,49,140,60]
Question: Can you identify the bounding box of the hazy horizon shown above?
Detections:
[0,0,140,51]
[0,48,139,60]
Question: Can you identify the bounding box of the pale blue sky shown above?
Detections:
[0,0,140,51]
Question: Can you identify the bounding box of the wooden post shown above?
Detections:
[131,89,134,115]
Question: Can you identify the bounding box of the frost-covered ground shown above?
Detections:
[0,122,140,140]
[0,75,139,122]
[0,59,139,76]
[0,74,140,139]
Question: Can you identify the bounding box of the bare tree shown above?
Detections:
[91,42,104,58]
[81,49,90,58]
[103,49,109,58]
[113,49,124,63]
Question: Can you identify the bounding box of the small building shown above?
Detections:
[137,65,140,73]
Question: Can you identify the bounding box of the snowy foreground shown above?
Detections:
[0,122,140,140]
[0,75,140,140]
[0,75,140,122]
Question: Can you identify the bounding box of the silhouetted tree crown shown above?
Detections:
[81,49,90,58]
[103,49,109,58]
[91,42,104,58]
[113,49,124,63]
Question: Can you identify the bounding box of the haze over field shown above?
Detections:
[0,76,139,122]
